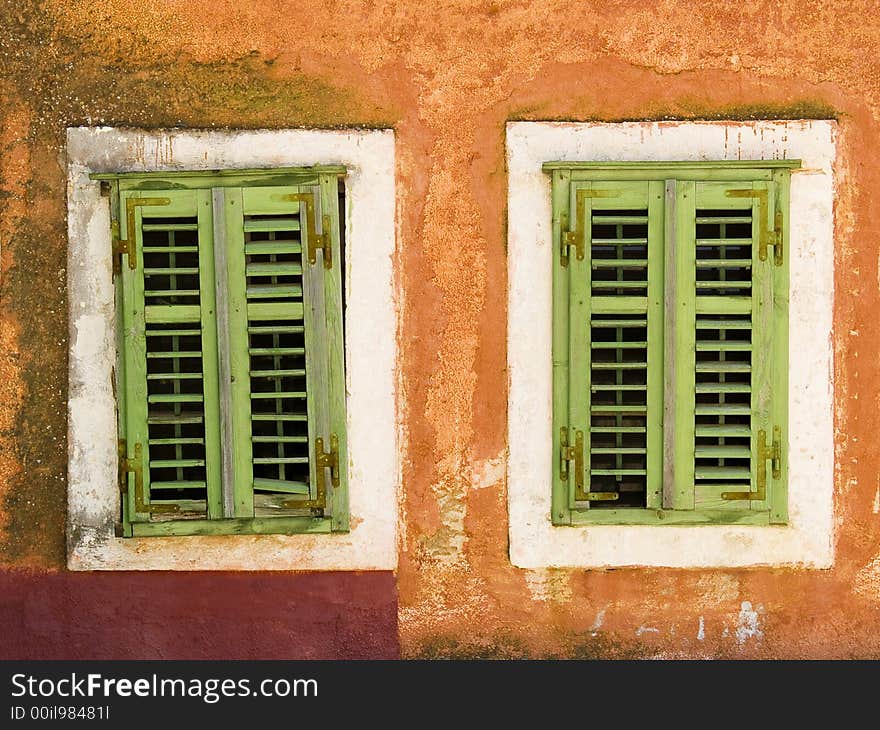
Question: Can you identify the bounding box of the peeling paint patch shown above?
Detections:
[423,481,468,563]
[696,574,740,604]
[523,569,572,604]
[635,625,659,637]
[697,616,705,641]
[853,555,880,600]
[735,601,764,645]
[590,607,606,633]
[471,455,505,490]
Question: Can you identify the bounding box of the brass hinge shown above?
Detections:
[279,193,332,269]
[118,440,179,515]
[561,229,582,267]
[724,189,783,266]
[112,197,171,275]
[560,427,618,502]
[310,214,333,269]
[772,210,784,266]
[283,434,340,511]
[560,188,619,267]
[722,426,781,501]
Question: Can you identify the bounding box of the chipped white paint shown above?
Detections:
[735,601,764,645]
[66,127,398,571]
[590,607,606,633]
[507,120,836,569]
[697,616,705,641]
[636,626,660,636]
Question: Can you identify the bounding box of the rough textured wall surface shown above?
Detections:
[0,0,878,658]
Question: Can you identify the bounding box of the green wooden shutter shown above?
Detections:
[119,188,223,527]
[551,163,789,525]
[680,180,786,521]
[553,177,664,523]
[224,177,348,527]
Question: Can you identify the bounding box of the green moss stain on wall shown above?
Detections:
[0,0,396,566]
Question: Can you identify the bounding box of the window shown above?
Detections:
[548,162,793,526]
[67,127,397,571]
[506,121,835,569]
[96,168,349,536]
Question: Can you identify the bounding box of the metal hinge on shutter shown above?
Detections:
[559,427,619,501]
[721,426,781,501]
[118,440,179,515]
[560,188,620,267]
[724,189,784,266]
[112,197,171,274]
[280,192,333,269]
[282,434,340,512]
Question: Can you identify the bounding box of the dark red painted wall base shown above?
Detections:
[0,570,399,659]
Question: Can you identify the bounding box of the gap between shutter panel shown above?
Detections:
[671,180,697,510]
[223,188,256,517]
[211,187,236,518]
[662,179,677,510]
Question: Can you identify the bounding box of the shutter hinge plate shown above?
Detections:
[283,434,340,512]
[722,426,781,501]
[118,440,179,515]
[560,188,619,267]
[308,215,333,269]
[280,193,333,269]
[724,189,783,267]
[560,427,618,502]
[113,197,171,275]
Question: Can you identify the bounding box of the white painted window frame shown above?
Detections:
[66,127,398,571]
[506,120,836,569]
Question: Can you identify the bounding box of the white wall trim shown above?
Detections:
[506,120,836,569]
[66,127,398,571]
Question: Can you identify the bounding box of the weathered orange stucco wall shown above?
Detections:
[2,0,880,658]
